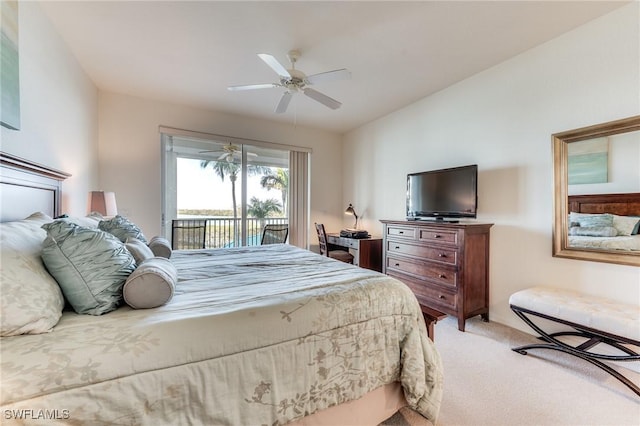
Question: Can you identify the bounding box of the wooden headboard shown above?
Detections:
[568,192,640,216]
[0,152,71,222]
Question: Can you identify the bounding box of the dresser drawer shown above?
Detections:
[389,272,458,311]
[386,255,457,288]
[386,240,458,265]
[386,225,417,239]
[417,228,458,245]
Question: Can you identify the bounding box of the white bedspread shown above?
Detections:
[568,234,640,251]
[0,245,443,425]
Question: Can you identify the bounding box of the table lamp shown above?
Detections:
[88,191,118,218]
[345,203,358,230]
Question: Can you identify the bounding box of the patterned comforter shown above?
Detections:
[568,234,640,251]
[0,244,443,425]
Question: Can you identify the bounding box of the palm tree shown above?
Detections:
[260,168,289,215]
[247,197,282,218]
[247,197,282,241]
[200,159,270,246]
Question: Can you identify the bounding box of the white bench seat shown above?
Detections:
[509,286,640,397]
[509,286,640,343]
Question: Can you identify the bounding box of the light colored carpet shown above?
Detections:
[434,316,639,426]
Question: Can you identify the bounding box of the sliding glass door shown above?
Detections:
[161,132,294,249]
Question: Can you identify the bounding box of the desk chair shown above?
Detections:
[171,219,207,250]
[315,223,354,264]
[261,224,289,245]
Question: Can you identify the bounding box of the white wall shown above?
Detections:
[98,92,343,240]
[0,2,98,214]
[343,3,640,332]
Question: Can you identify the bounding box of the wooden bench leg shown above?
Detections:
[510,304,640,398]
[421,306,447,342]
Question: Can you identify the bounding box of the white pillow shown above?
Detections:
[123,257,177,309]
[125,237,154,264]
[148,236,172,258]
[612,214,640,236]
[0,213,65,336]
[60,212,104,229]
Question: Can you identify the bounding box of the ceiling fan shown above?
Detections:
[200,143,257,163]
[228,50,351,114]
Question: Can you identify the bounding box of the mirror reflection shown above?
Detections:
[553,116,640,266]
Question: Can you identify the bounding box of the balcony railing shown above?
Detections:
[171,217,288,249]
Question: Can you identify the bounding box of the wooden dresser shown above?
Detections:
[380,220,493,331]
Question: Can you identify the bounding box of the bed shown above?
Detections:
[0,152,443,425]
[567,193,640,251]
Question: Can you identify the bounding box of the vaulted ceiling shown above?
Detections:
[40,1,628,133]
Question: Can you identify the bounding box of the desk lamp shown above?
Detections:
[345,203,358,230]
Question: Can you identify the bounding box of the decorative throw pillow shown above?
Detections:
[612,214,640,236]
[568,226,618,237]
[123,257,177,309]
[568,212,614,228]
[148,236,172,258]
[98,215,148,244]
[0,213,65,336]
[41,221,136,315]
[125,237,154,264]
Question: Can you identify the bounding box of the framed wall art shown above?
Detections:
[1,0,20,131]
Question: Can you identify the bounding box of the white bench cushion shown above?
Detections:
[509,286,640,343]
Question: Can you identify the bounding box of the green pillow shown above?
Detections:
[568,212,614,228]
[98,215,148,244]
[568,226,618,237]
[41,221,136,315]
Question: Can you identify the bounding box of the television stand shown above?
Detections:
[381,219,493,331]
[433,218,459,223]
[407,217,460,223]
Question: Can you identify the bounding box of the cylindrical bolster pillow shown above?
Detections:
[123,257,177,309]
[148,236,172,258]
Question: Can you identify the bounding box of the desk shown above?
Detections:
[327,233,383,272]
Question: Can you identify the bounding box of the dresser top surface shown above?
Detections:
[380,219,493,229]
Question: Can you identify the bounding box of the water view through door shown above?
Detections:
[163,135,289,249]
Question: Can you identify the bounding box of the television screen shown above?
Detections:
[406,164,477,221]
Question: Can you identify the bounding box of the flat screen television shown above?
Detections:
[406,164,478,222]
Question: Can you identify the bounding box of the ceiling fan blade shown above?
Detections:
[275,92,293,114]
[305,68,351,85]
[227,83,280,91]
[303,88,342,110]
[258,54,291,78]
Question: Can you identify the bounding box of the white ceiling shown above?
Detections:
[40,1,628,134]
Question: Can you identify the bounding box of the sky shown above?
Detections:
[177,158,283,210]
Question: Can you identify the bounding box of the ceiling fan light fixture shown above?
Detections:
[228,50,349,114]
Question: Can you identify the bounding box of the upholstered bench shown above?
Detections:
[509,286,640,397]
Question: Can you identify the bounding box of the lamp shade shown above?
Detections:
[88,191,118,217]
[345,203,358,229]
[345,203,357,217]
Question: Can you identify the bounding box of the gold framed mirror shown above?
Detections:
[553,115,640,266]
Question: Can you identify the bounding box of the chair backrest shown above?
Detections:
[315,223,330,256]
[261,224,289,245]
[171,219,207,250]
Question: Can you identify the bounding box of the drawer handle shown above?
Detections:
[395,245,400,249]
[438,253,447,258]
[439,295,446,299]
[438,274,446,279]
[398,231,404,234]
[394,263,400,267]
[433,234,441,238]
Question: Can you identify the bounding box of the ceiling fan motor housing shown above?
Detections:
[281,69,307,92]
